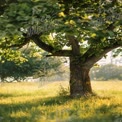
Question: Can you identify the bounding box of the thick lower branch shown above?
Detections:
[31,35,72,57]
[83,43,121,67]
[31,36,54,52]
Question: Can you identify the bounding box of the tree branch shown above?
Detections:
[31,35,72,56]
[83,42,121,67]
[31,35,54,52]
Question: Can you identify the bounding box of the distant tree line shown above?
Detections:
[90,64,122,81]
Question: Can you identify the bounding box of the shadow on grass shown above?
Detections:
[0,95,71,122]
[0,95,121,122]
[0,93,15,98]
[68,105,121,122]
[0,93,33,98]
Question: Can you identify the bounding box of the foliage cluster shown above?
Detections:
[0,45,63,82]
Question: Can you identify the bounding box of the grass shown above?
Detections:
[0,81,122,122]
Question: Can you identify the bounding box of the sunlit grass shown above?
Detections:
[0,81,122,122]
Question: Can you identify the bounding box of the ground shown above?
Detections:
[0,81,122,122]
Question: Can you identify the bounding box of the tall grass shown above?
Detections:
[0,81,122,122]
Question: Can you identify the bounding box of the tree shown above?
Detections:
[90,64,122,81]
[0,0,121,97]
[0,45,63,82]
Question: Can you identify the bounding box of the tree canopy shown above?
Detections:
[0,0,121,61]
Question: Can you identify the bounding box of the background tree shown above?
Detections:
[90,64,122,81]
[0,0,121,97]
[0,45,64,82]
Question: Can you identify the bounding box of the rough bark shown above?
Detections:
[69,56,92,97]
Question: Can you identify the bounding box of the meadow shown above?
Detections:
[0,81,122,122]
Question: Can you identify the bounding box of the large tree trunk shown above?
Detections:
[69,57,92,97]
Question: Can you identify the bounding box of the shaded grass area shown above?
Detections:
[0,81,122,122]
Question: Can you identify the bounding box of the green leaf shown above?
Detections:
[108,31,115,36]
